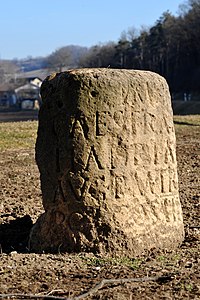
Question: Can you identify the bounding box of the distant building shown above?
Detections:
[0,76,42,109]
[0,83,17,108]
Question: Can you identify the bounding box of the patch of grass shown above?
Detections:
[157,255,166,262]
[185,283,193,292]
[155,253,182,270]
[82,256,142,270]
[118,257,142,270]
[173,115,200,138]
[177,282,194,293]
[173,115,200,126]
[0,121,38,151]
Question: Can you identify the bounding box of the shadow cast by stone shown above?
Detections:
[0,215,33,253]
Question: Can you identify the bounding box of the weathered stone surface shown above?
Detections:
[29,68,184,256]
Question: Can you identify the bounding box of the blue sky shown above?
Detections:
[0,0,183,60]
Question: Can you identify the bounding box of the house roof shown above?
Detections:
[0,76,42,93]
[16,69,50,81]
[15,83,39,93]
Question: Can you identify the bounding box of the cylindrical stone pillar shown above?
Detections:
[29,68,184,256]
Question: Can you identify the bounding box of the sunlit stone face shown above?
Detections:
[29,68,184,256]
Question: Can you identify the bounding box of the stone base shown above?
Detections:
[29,206,184,256]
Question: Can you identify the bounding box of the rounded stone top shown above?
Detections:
[44,68,165,84]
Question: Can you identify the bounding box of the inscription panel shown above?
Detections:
[94,107,174,138]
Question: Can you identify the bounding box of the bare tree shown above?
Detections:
[46,47,72,72]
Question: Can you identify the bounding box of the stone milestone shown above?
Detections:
[29,68,184,256]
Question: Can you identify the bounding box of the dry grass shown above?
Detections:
[173,114,200,126]
[0,121,38,151]
[0,115,199,151]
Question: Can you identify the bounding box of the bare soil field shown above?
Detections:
[0,115,200,299]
